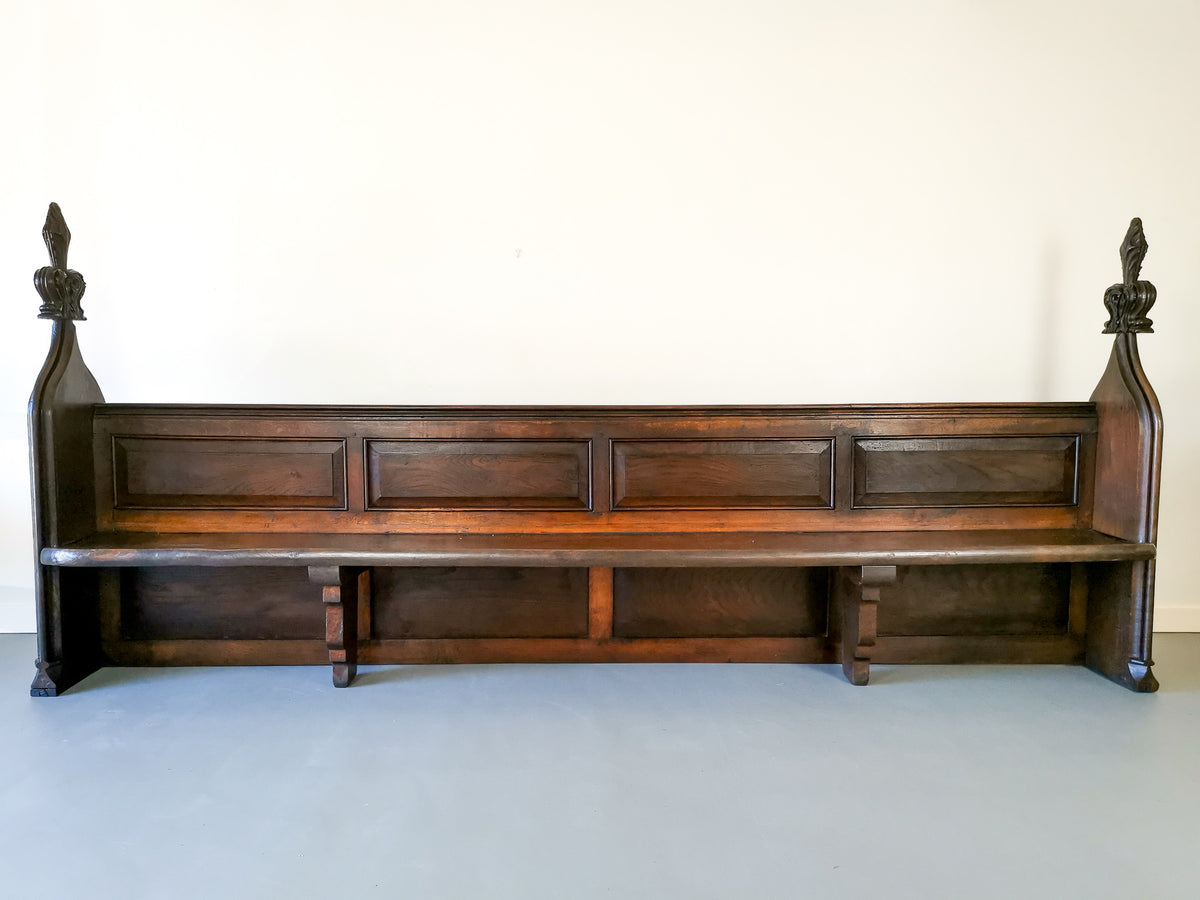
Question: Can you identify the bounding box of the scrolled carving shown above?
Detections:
[34,203,86,321]
[1120,217,1148,283]
[1102,217,1155,334]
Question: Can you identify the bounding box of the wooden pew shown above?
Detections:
[27,205,1162,694]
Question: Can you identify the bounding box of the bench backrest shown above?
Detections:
[93,402,1098,535]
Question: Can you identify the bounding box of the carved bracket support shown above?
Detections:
[309,566,360,687]
[840,565,897,685]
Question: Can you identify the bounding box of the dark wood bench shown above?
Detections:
[28,204,1163,694]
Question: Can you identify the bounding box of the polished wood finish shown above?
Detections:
[309,566,359,687]
[839,566,896,685]
[588,567,614,639]
[27,207,1164,692]
[851,435,1079,508]
[366,439,590,510]
[43,529,1154,569]
[370,566,588,638]
[1085,221,1164,692]
[611,439,833,509]
[612,567,827,638]
[29,204,104,696]
[877,564,1070,636]
[356,568,372,642]
[90,405,1099,535]
[105,636,830,666]
[870,634,1082,665]
[117,566,320,640]
[101,634,1088,667]
[113,437,347,509]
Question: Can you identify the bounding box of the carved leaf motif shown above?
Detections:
[1120,218,1147,285]
[43,202,71,269]
[1102,218,1155,335]
[33,203,86,321]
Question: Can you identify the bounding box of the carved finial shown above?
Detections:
[1103,217,1155,334]
[43,202,71,269]
[1119,217,1147,284]
[33,203,86,321]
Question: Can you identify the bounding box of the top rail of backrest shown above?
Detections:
[90,401,1099,536]
[92,402,1099,416]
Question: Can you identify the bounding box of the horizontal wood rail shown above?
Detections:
[42,529,1154,569]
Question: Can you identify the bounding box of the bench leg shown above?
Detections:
[1085,560,1159,692]
[30,568,104,697]
[840,565,896,685]
[309,566,359,688]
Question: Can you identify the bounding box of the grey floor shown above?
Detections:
[2,634,1198,899]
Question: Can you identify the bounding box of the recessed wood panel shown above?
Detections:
[613,567,828,637]
[611,439,833,509]
[119,567,321,640]
[852,436,1078,508]
[93,407,1097,533]
[113,437,346,509]
[371,566,589,638]
[366,440,591,510]
[877,564,1070,636]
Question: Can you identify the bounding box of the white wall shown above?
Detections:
[2,0,1198,632]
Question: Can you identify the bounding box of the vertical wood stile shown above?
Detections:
[356,568,372,642]
[589,567,614,640]
[1068,562,1088,643]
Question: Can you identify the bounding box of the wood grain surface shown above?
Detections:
[43,528,1153,568]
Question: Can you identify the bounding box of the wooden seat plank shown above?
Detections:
[42,529,1154,569]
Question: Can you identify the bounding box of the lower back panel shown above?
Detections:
[878,564,1070,636]
[119,566,321,641]
[613,567,828,638]
[371,566,589,638]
